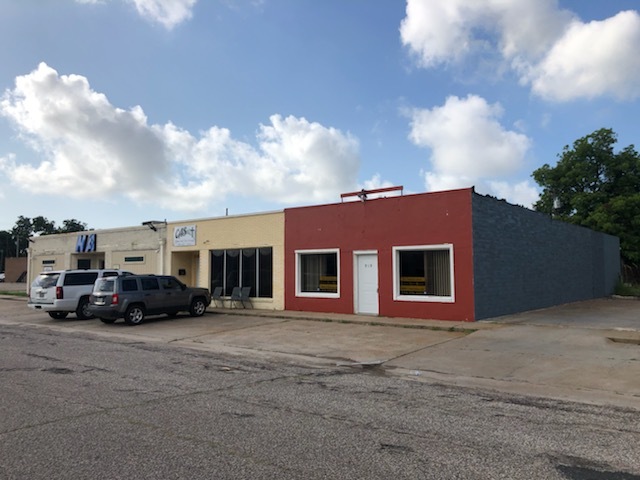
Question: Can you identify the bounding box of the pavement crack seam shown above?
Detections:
[383,335,469,364]
[167,319,291,344]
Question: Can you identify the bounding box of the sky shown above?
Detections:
[1,0,639,232]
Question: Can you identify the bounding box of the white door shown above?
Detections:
[356,253,379,315]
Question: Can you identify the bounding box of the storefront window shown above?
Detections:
[393,245,454,302]
[258,247,273,298]
[210,247,273,298]
[296,250,339,297]
[242,249,257,296]
[211,250,224,293]
[225,249,240,296]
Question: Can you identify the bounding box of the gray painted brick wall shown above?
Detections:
[472,193,620,320]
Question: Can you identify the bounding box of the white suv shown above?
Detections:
[28,269,133,320]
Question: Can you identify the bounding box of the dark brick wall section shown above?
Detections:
[601,233,621,295]
[4,257,28,283]
[472,193,620,320]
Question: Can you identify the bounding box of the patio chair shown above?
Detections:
[230,287,242,308]
[240,286,253,308]
[211,286,224,307]
[230,286,253,308]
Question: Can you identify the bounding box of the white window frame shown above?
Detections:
[295,248,340,298]
[392,244,455,303]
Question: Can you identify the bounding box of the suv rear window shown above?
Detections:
[64,272,99,286]
[34,273,60,288]
[94,278,115,293]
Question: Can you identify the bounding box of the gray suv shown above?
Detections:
[88,275,211,325]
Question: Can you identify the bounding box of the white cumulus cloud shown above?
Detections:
[529,11,640,101]
[361,174,395,191]
[408,94,536,206]
[75,0,197,29]
[128,0,197,30]
[0,63,361,212]
[488,180,539,209]
[400,0,640,101]
[399,0,476,67]
[400,0,571,68]
[409,94,530,177]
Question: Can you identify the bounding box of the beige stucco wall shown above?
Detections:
[27,226,167,285]
[167,211,285,310]
[26,212,285,310]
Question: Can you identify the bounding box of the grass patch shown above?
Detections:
[614,281,640,297]
[0,290,28,297]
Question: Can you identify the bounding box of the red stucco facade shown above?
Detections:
[284,188,476,321]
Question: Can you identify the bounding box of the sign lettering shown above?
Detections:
[173,225,196,246]
[75,234,97,253]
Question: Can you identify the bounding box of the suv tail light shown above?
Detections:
[111,293,119,305]
[56,286,63,299]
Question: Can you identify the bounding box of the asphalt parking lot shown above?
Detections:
[2,285,640,409]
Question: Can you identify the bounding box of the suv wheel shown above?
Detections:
[76,298,94,320]
[189,297,207,317]
[124,305,145,325]
[48,311,69,320]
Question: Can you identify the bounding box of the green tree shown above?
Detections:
[11,216,33,257]
[32,216,57,235]
[532,128,640,264]
[1,217,90,260]
[0,230,14,269]
[58,219,88,233]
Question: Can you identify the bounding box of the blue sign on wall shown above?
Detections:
[76,234,97,253]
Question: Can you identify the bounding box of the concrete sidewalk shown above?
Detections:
[1,291,640,409]
[200,302,640,409]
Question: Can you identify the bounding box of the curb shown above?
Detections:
[207,308,482,334]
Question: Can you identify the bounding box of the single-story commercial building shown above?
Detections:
[27,211,286,311]
[167,211,285,311]
[27,187,620,322]
[28,224,168,283]
[284,187,620,321]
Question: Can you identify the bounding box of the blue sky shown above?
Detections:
[1,0,639,232]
